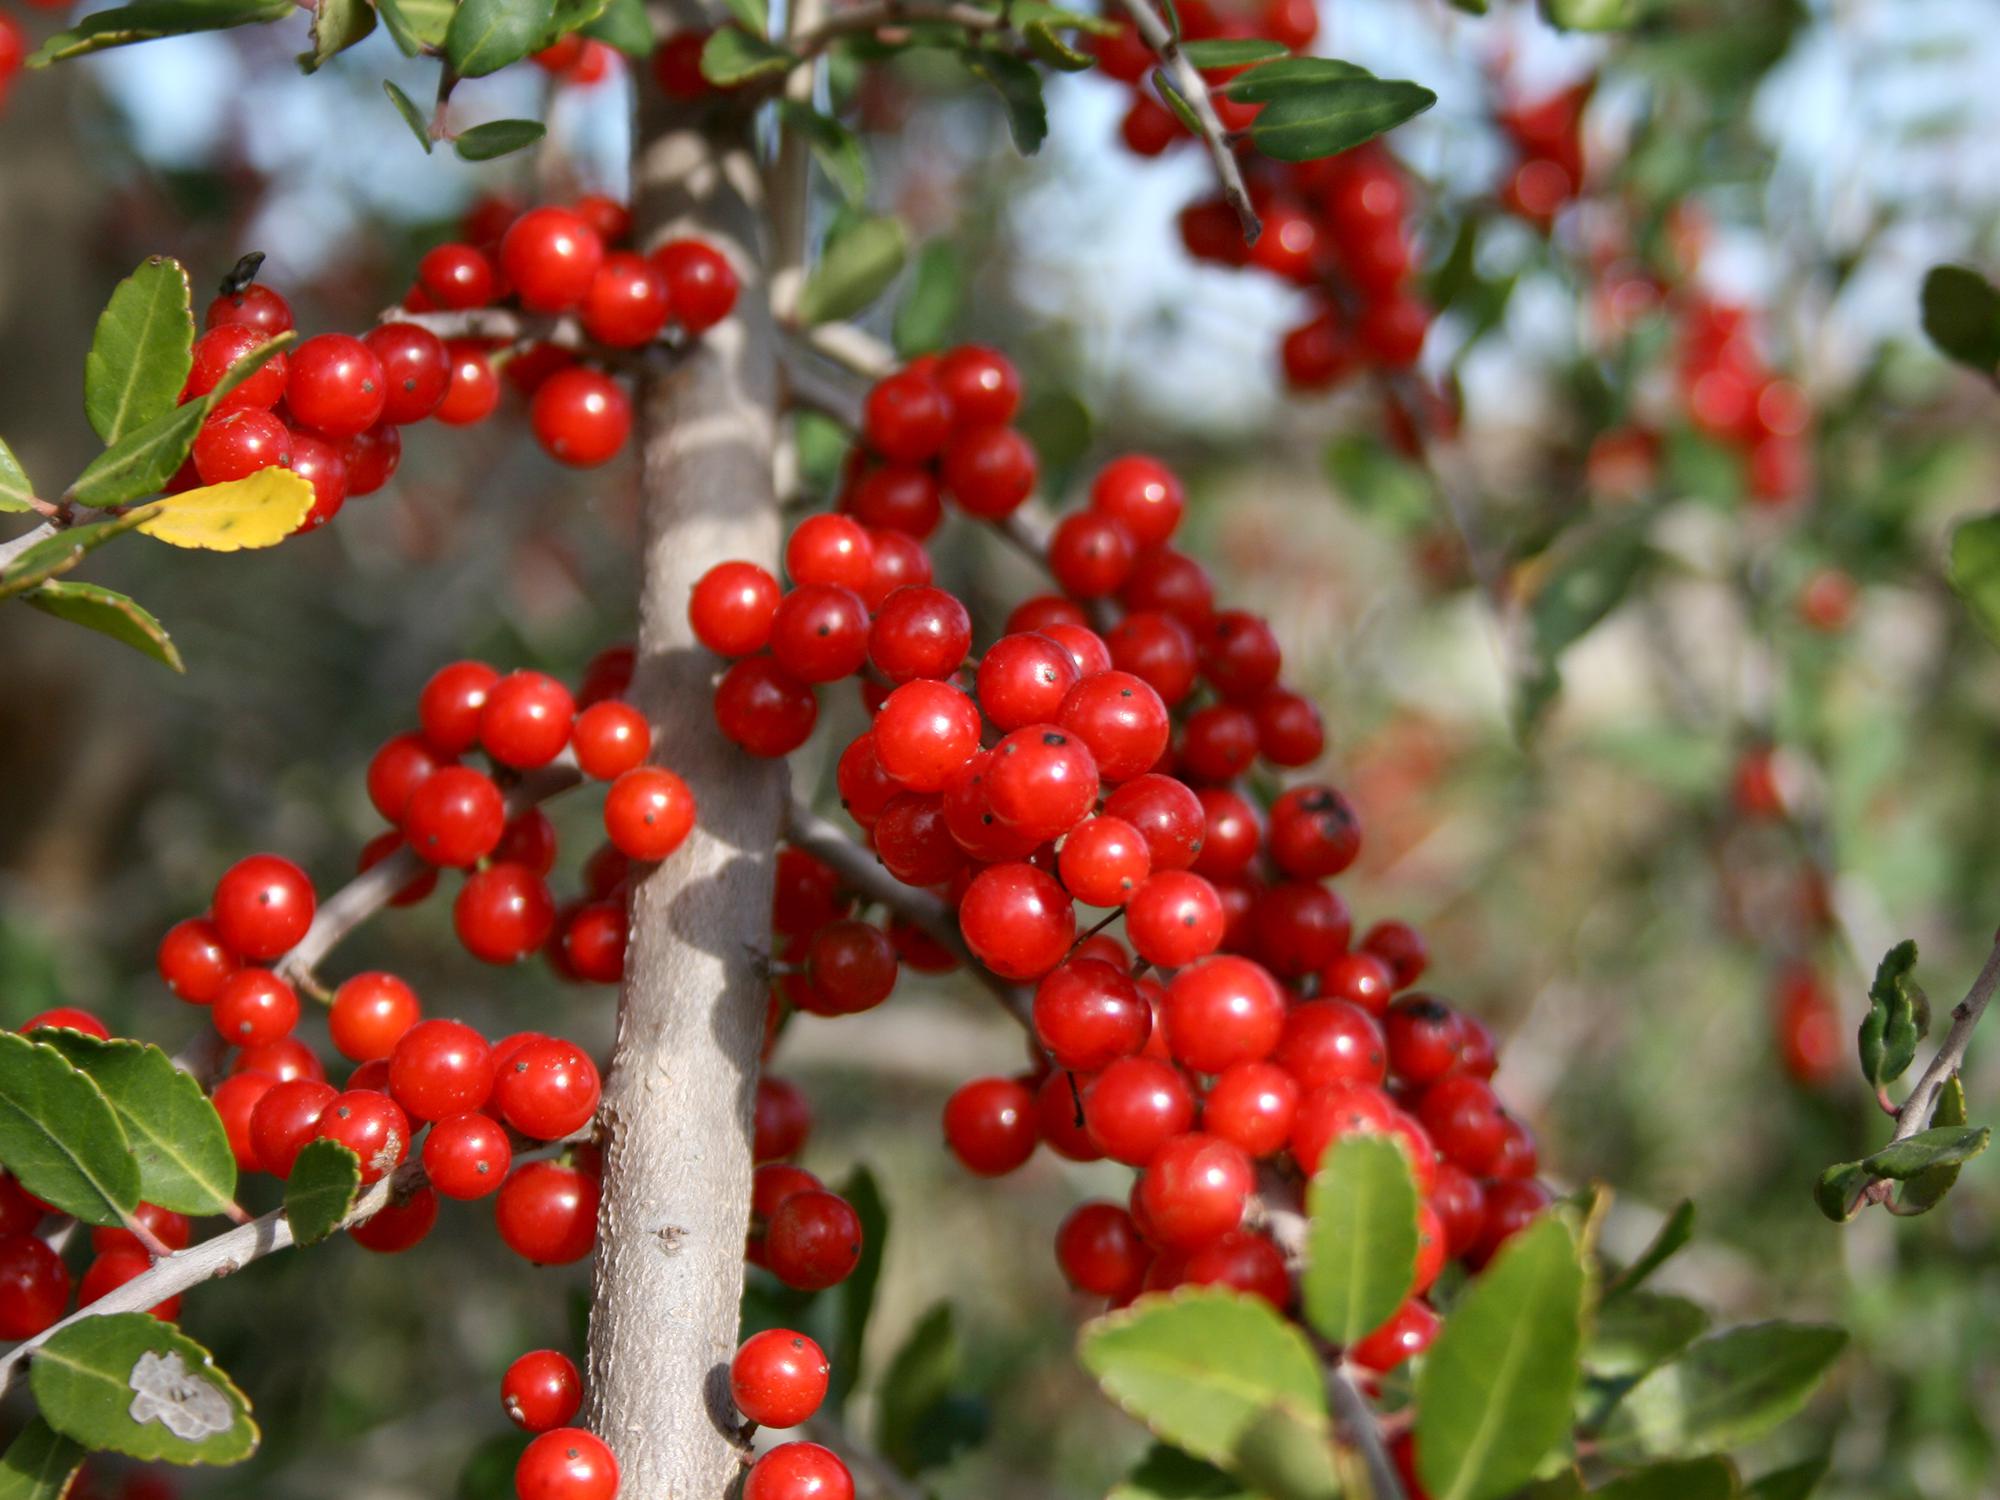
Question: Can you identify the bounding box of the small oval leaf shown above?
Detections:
[85,258,195,448]
[36,1032,236,1215]
[1301,1134,1419,1346]
[23,581,183,672]
[136,467,314,551]
[454,118,549,161]
[0,1031,141,1227]
[1596,1323,1848,1461]
[284,1138,363,1245]
[1249,76,1437,163]
[799,215,908,325]
[447,0,557,77]
[31,1313,258,1466]
[0,1418,86,1500]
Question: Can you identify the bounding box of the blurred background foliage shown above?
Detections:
[4,0,2000,1495]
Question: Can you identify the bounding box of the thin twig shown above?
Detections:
[1114,0,1259,242]
[1326,1365,1407,1500]
[1886,929,2000,1146]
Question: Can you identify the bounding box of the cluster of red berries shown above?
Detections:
[500,1348,621,1500]
[0,1185,195,1342]
[1493,81,1590,232]
[726,1329,857,1500]
[530,31,621,87]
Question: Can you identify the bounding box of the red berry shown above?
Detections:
[435,340,500,425]
[874,680,983,792]
[977,632,1080,731]
[1163,956,1284,1073]
[1127,871,1225,968]
[603,767,697,861]
[418,660,499,755]
[285,428,350,531]
[1034,959,1151,1071]
[403,766,507,867]
[868,585,971,684]
[1058,815,1151,907]
[250,1078,338,1177]
[0,1234,71,1339]
[205,282,294,335]
[771,583,870,682]
[1090,456,1185,548]
[481,671,576,769]
[213,1071,276,1172]
[942,424,1037,517]
[211,968,300,1046]
[1269,784,1362,879]
[502,208,606,313]
[418,244,498,309]
[1472,1179,1554,1267]
[987,725,1099,842]
[515,1428,619,1500]
[21,1007,108,1038]
[494,1036,601,1140]
[191,407,291,486]
[690,560,783,656]
[183,324,287,413]
[765,1189,863,1291]
[328,971,421,1062]
[1250,880,1350,977]
[1055,1201,1149,1299]
[1105,611,1200,706]
[211,854,315,961]
[1321,951,1397,1015]
[843,464,942,539]
[1275,1000,1388,1091]
[1102,774,1205,871]
[157,917,237,1004]
[1085,1057,1196,1165]
[715,658,818,757]
[286,333,386,437]
[1135,1132,1252,1250]
[350,1184,439,1252]
[367,732,452,823]
[801,920,898,1015]
[1416,1075,1507,1175]
[571,701,650,781]
[652,239,739,331]
[560,901,629,984]
[731,1329,830,1428]
[582,251,671,347]
[936,345,1021,427]
[744,1443,853,1500]
[388,1018,494,1121]
[958,862,1076,980]
[455,863,558,964]
[1385,995,1465,1087]
[503,1349,584,1432]
[497,1160,601,1263]
[1202,1061,1299,1157]
[423,1112,513,1199]
[942,1077,1038,1175]
[234,1035,325,1085]
[313,1089,411,1183]
[864,370,952,463]
[531,368,631,468]
[785,514,874,590]
[76,1245,183,1320]
[1350,1298,1440,1372]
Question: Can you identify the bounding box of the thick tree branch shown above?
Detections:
[1115,0,1259,242]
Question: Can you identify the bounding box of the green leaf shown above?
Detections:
[1229,1402,1340,1500]
[1324,434,1433,533]
[1415,1217,1585,1500]
[1857,939,1925,1088]
[1108,1445,1256,1500]
[1899,1076,1971,1213]
[1863,1124,1990,1180]
[66,333,292,509]
[893,241,963,357]
[1520,516,1654,736]
[0,1030,141,1227]
[1812,1160,1871,1224]
[876,1302,959,1473]
[1223,56,1369,103]
[377,0,454,52]
[799,214,908,325]
[1597,1324,1848,1461]
[582,0,653,55]
[1180,36,1288,66]
[1586,1292,1711,1380]
[284,1138,363,1245]
[830,1164,886,1408]
[447,0,557,76]
[1605,1201,1694,1300]
[700,25,792,84]
[384,80,434,152]
[543,0,609,41]
[1744,1457,1829,1500]
[1249,76,1436,163]
[963,50,1048,153]
[35,1032,234,1215]
[779,101,867,205]
[84,258,194,448]
[1301,1135,1419,1346]
[298,0,375,70]
[1920,264,2000,374]
[1590,1458,1738,1500]
[0,1419,86,1500]
[1010,0,1117,34]
[1542,0,1636,30]
[1079,1289,1326,1468]
[1024,18,1094,70]
[720,0,766,32]
[28,0,291,64]
[1152,69,1202,133]
[32,1314,258,1465]
[455,119,548,160]
[0,508,163,600]
[0,438,37,513]
[1948,512,2000,646]
[23,580,183,672]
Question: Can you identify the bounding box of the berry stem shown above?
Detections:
[1882,929,2000,1145]
[1325,1362,1407,1500]
[1113,0,1261,243]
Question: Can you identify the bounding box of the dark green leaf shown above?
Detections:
[1108,1445,1255,1500]
[299,0,375,70]
[1744,1457,1829,1500]
[830,1164,886,1408]
[582,0,652,53]
[384,79,434,152]
[1605,1200,1695,1300]
[1542,0,1636,29]
[1587,1293,1710,1380]
[1223,56,1369,103]
[1024,18,1094,70]
[1079,1289,1326,1466]
[876,1302,959,1473]
[720,0,766,32]
[36,1032,234,1214]
[1249,76,1436,163]
[700,25,792,84]
[455,119,548,160]
[0,438,36,513]
[1301,1135,1419,1346]
[447,0,557,76]
[893,241,963,356]
[799,214,907,325]
[0,508,163,600]
[1812,1160,1871,1224]
[1898,1076,1970,1213]
[84,258,194,447]
[1597,1324,1848,1460]
[32,1314,258,1465]
[0,1418,86,1500]
[1857,939,1925,1088]
[1520,515,1653,735]
[780,101,867,205]
[377,0,454,52]
[1229,1402,1339,1500]
[964,50,1048,153]
[1181,37,1287,66]
[1920,265,2000,373]
[284,1138,363,1245]
[1415,1217,1585,1500]
[543,0,609,41]
[28,0,291,64]
[1863,1124,1989,1180]
[0,1030,141,1227]
[1590,1458,1738,1500]
[24,580,183,672]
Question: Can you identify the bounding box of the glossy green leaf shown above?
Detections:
[383,79,434,151]
[1812,1160,1871,1224]
[780,101,867,205]
[1079,1289,1326,1467]
[1249,76,1436,163]
[1415,1217,1585,1500]
[377,0,453,52]
[543,0,609,40]
[1948,512,2000,646]
[1223,56,1368,102]
[0,1030,140,1227]
[582,0,652,53]
[298,0,375,70]
[1744,1456,1829,1500]
[799,214,907,325]
[876,1302,959,1473]
[964,50,1048,153]
[830,1164,886,1408]
[1229,1402,1339,1500]
[1899,1076,1970,1212]
[36,1032,236,1215]
[0,508,163,600]
[28,0,291,65]
[1108,1445,1255,1500]
[1301,1135,1419,1346]
[1605,1200,1694,1300]
[1597,1324,1848,1460]
[284,1138,363,1245]
[1865,1124,1989,1179]
[67,334,291,509]
[455,119,548,160]
[700,25,792,84]
[1591,1458,1738,1500]
[1542,0,1636,29]
[0,1418,86,1500]
[1587,1292,1711,1380]
[84,258,194,448]
[1857,939,1926,1088]
[33,1314,258,1465]
[1181,36,1287,66]
[23,580,182,671]
[1920,265,2000,373]
[447,0,556,76]
[0,440,36,514]
[894,241,963,356]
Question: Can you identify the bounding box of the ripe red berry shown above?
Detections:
[213,1071,276,1172]
[21,1007,108,1038]
[503,1349,585,1433]
[744,1442,853,1500]
[158,917,238,1005]
[843,464,942,538]
[1202,1061,1299,1158]
[205,282,294,335]
[1085,1056,1196,1165]
[867,585,971,684]
[481,671,576,769]
[942,1077,1038,1176]
[531,368,631,468]
[715,657,818,756]
[942,424,1037,517]
[349,1184,439,1253]
[1385,995,1465,1087]
[770,583,870,682]
[403,765,507,867]
[1135,1132,1253,1250]
[435,340,501,425]
[977,632,1079,731]
[1058,815,1151,907]
[1034,959,1151,1071]
[1361,919,1427,988]
[1057,672,1171,783]
[494,1036,601,1140]
[1275,1000,1388,1091]
[1472,1179,1554,1267]
[285,428,350,532]
[211,854,316,961]
[191,408,291,486]
[765,1189,863,1291]
[1179,704,1259,784]
[958,862,1076,980]
[496,1160,601,1263]
[652,239,739,331]
[1269,784,1362,879]
[455,863,558,964]
[731,1328,831,1428]
[184,324,288,413]
[1416,1075,1508,1175]
[0,1234,71,1339]
[801,920,898,1015]
[1054,1201,1149,1298]
[418,243,498,309]
[572,700,651,781]
[1163,956,1285,1073]
[581,252,671,347]
[423,1111,513,1199]
[936,345,1021,427]
[603,766,697,862]
[874,680,983,792]
[690,561,784,656]
[502,207,606,313]
[313,1089,411,1183]
[367,731,452,823]
[863,370,953,463]
[1321,951,1396,1015]
[515,1428,619,1500]
[1349,1298,1440,1373]
[210,968,300,1046]
[286,333,387,437]
[250,1078,338,1178]
[1105,611,1200,706]
[1250,881,1350,978]
[1090,455,1185,548]
[327,971,421,1062]
[386,1017,494,1121]
[1127,871,1226,968]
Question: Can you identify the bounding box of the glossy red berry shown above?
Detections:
[286,333,386,437]
[652,239,739,331]
[1202,1061,1299,1158]
[1054,1201,1149,1299]
[572,701,651,781]
[213,1071,276,1172]
[1135,1132,1253,1250]
[1269,785,1363,879]
[1034,959,1151,1071]
[249,1078,338,1178]
[1385,996,1465,1087]
[211,854,315,961]
[731,1328,831,1428]
[754,1076,812,1162]
[515,1428,619,1500]
[874,680,983,792]
[494,1036,601,1140]
[502,208,606,313]
[184,324,287,413]
[1361,919,1428,988]
[1274,1000,1388,1091]
[1162,956,1285,1073]
[1105,611,1200,706]
[771,583,870,682]
[418,244,498,309]
[1058,815,1151,907]
[1090,455,1186,548]
[942,424,1037,517]
[1059,674,1171,785]
[210,968,300,1046]
[455,863,558,964]
[1416,1075,1508,1175]
[936,345,1021,427]
[581,252,671,347]
[403,766,507,867]
[801,920,898,1014]
[715,657,818,757]
[496,1160,601,1263]
[744,1442,853,1500]
[313,1089,411,1183]
[603,766,697,862]
[531,368,631,468]
[206,282,294,335]
[386,1017,494,1121]
[327,971,420,1062]
[1085,1056,1196,1165]
[435,340,501,425]
[1127,871,1226,968]
[942,1077,1038,1176]
[868,585,971,684]
[864,370,953,463]
[690,560,783,656]
[481,671,576,769]
[959,862,1076,980]
[503,1349,584,1433]
[1349,1298,1440,1373]
[423,1112,513,1199]
[192,407,291,486]
[158,917,238,1005]
[765,1189,863,1291]
[0,1234,71,1339]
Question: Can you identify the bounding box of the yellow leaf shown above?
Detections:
[136,468,314,551]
